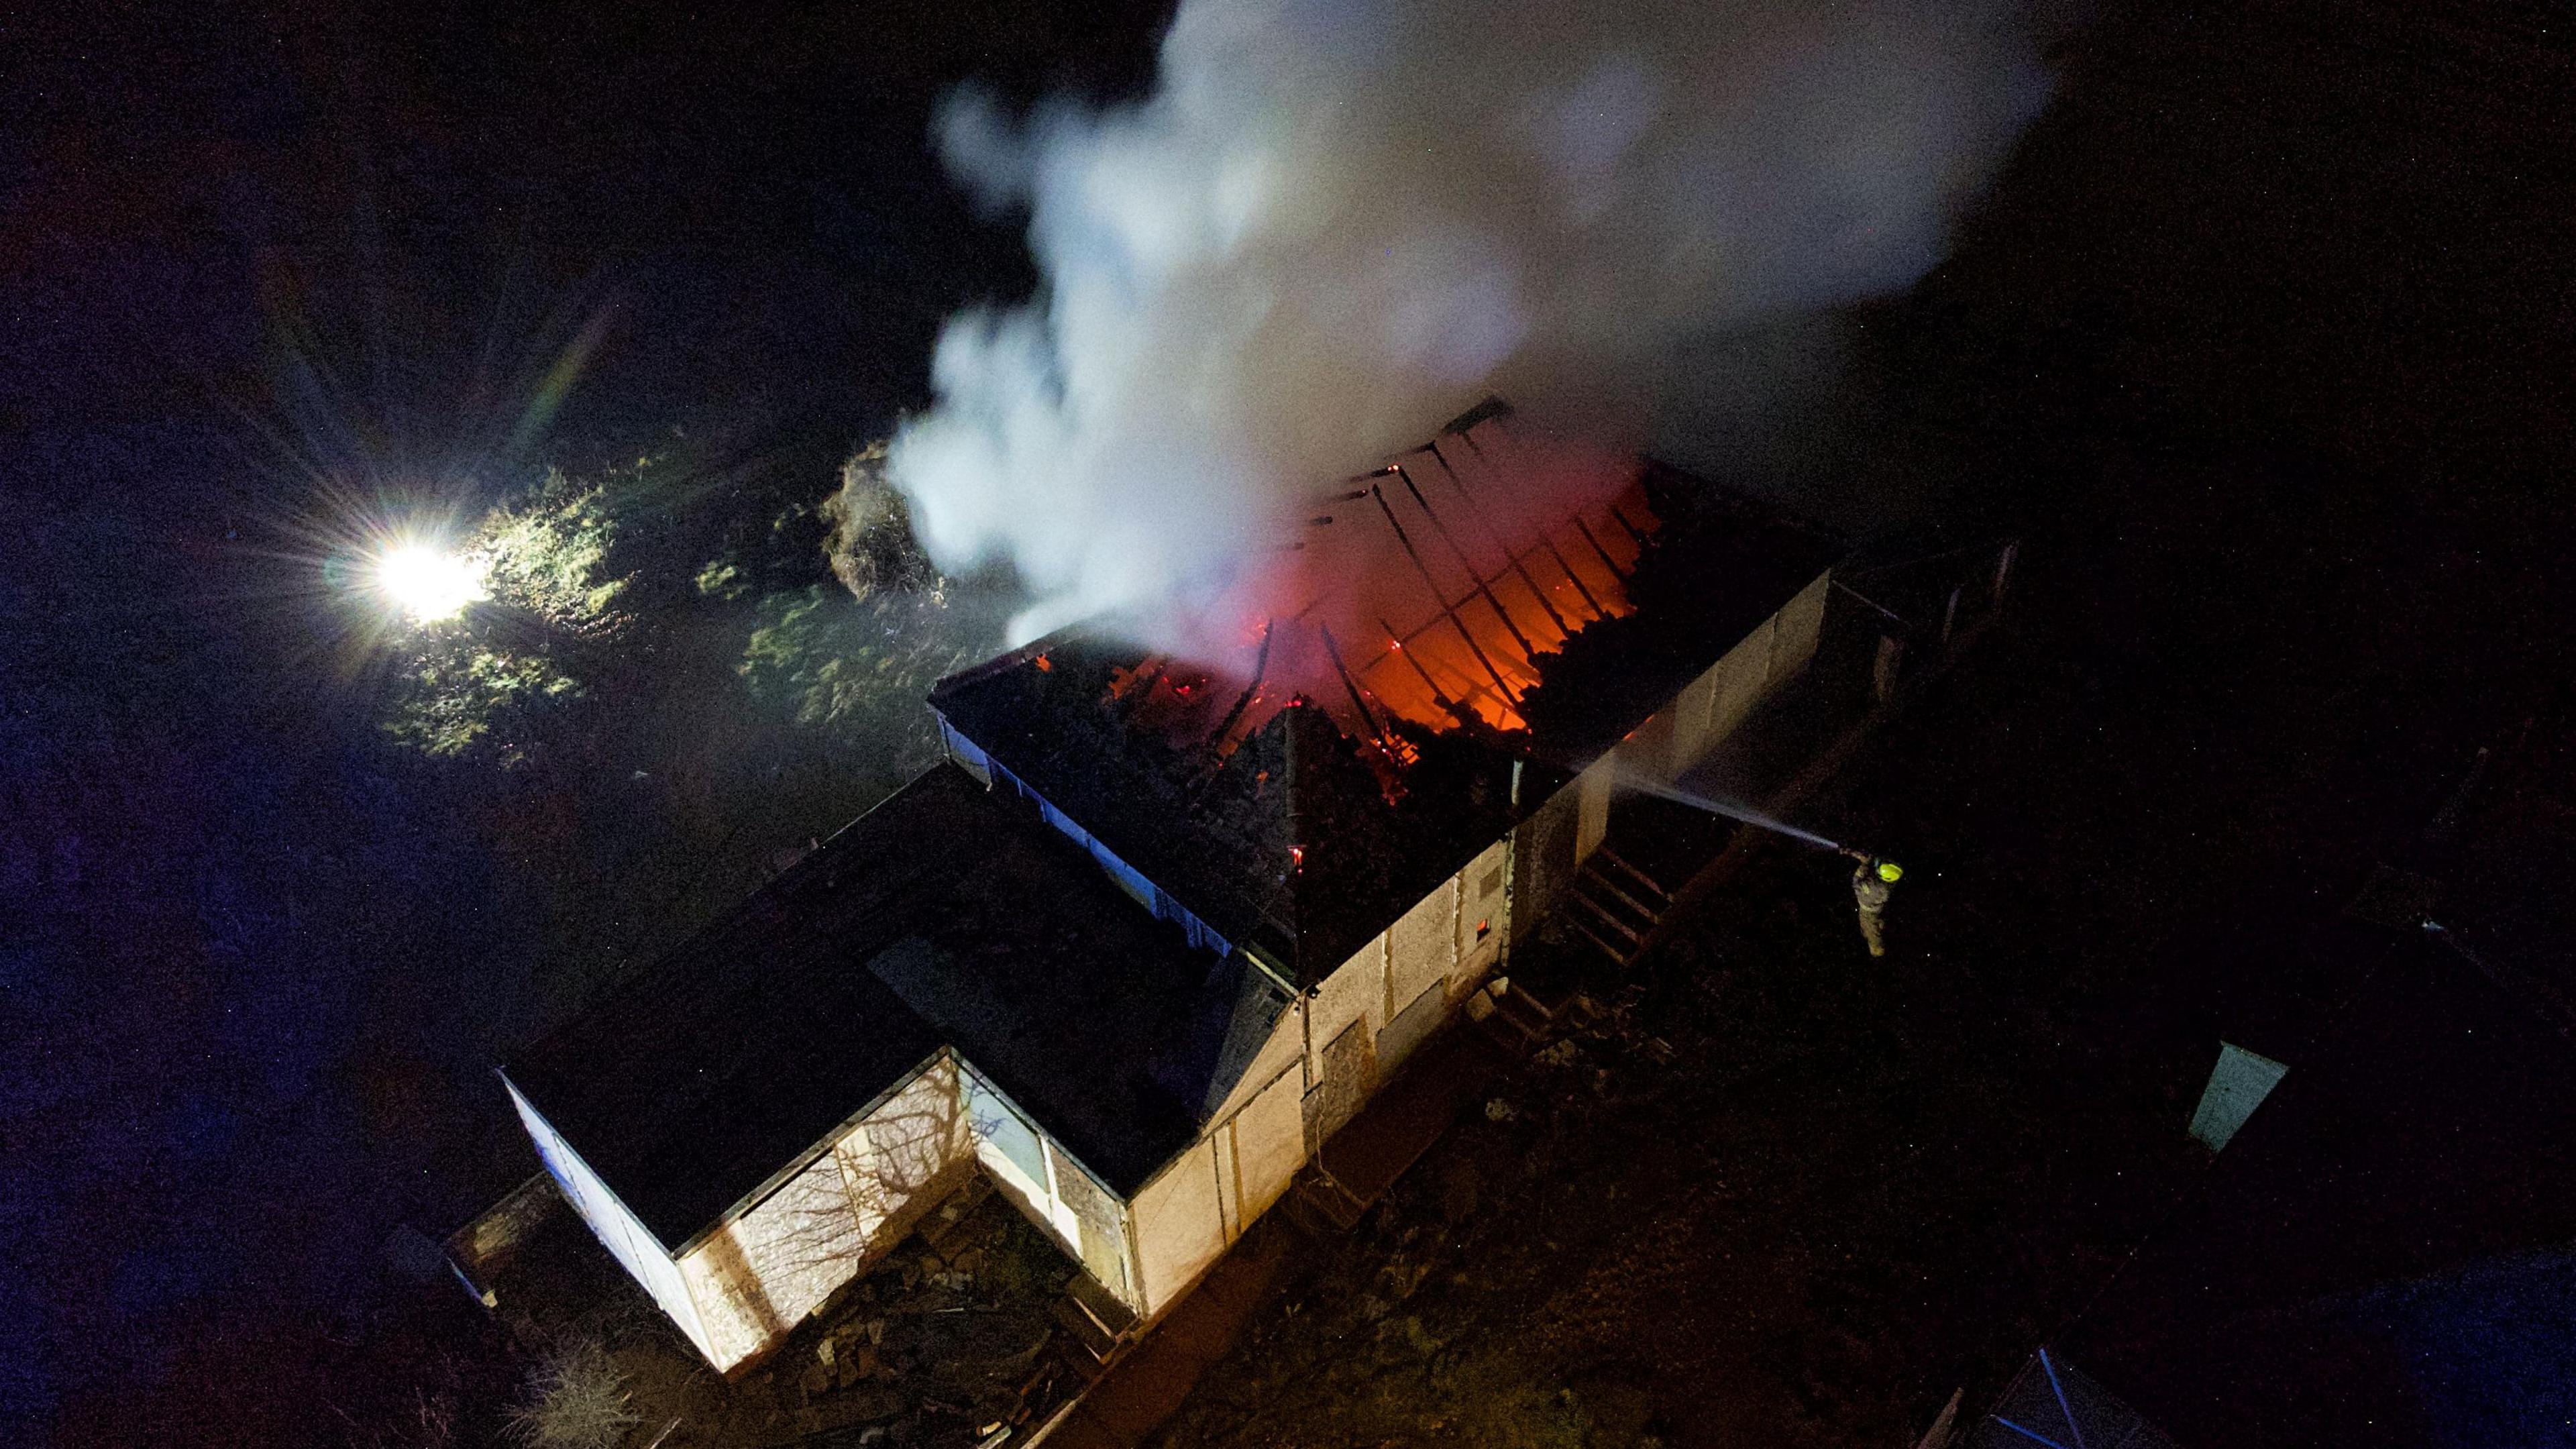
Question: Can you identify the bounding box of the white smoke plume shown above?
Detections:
[891,0,2049,649]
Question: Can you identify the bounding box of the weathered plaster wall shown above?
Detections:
[678,1057,970,1371]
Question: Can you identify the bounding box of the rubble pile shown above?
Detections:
[776,1181,1078,1448]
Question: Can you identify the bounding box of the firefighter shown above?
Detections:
[1842,849,1902,957]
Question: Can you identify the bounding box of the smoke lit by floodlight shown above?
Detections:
[373,540,488,623]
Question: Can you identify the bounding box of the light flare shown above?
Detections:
[372,540,489,623]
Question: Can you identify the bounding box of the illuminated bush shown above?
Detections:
[503,1339,637,1449]
[378,468,631,763]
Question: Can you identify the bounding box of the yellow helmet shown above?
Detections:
[1876,860,1904,883]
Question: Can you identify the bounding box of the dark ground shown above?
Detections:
[5,0,2572,1444]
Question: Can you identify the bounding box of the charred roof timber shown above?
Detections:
[929,410,1840,985]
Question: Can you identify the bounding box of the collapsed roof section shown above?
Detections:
[930,408,1841,985]
[1263,405,1655,748]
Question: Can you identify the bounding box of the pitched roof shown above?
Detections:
[932,651,1525,980]
[504,763,1236,1250]
[929,457,1840,983]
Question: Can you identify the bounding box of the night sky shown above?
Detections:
[4,1,2571,1446]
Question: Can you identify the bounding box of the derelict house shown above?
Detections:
[502,409,1841,1373]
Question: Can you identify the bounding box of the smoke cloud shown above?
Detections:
[891,0,2048,649]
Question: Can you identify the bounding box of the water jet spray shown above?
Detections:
[1611,767,1847,854]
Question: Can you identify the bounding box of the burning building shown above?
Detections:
[500,406,1840,1373]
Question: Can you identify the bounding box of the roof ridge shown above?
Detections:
[927,621,1088,700]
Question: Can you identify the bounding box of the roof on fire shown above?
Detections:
[503,762,1246,1252]
[928,460,1841,984]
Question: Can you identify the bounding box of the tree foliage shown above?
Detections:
[477,473,630,638]
[380,644,586,761]
[716,442,1000,767]
[821,439,941,602]
[379,466,632,763]
[735,584,970,766]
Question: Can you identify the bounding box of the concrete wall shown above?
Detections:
[1770,569,1831,684]
[1454,838,1513,989]
[961,1061,1140,1310]
[676,1057,971,1371]
[1387,878,1458,1042]
[667,1052,1153,1368]
[1226,1057,1308,1224]
[1203,967,1306,1128]
[1513,777,1582,924]
[504,1076,714,1362]
[542,1042,1155,1372]
[1666,568,1832,784]
[1576,755,1617,861]
[1049,1144,1136,1304]
[680,1144,877,1369]
[1564,568,1834,862]
[1124,839,1515,1319]
[1128,1134,1228,1317]
[1128,1044,1306,1318]
[1303,838,1513,1113]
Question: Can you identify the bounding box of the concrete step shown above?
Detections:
[1593,846,1673,905]
[1064,1272,1137,1340]
[1564,913,1640,966]
[1052,1294,1126,1368]
[1569,887,1648,943]
[1576,863,1665,926]
[1491,983,1560,1036]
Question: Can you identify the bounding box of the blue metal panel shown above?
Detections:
[990,758,1234,958]
[937,716,992,782]
[963,1071,1048,1187]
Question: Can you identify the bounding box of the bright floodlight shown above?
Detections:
[374,541,487,623]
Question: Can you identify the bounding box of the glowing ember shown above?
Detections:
[1209,412,1651,748]
[1084,409,1655,782]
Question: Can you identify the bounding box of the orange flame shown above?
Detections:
[1102,415,1654,773]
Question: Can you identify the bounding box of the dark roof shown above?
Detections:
[504,763,1232,1250]
[932,655,1528,980]
[930,462,1839,983]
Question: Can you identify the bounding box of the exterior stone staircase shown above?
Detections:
[1051,1272,1140,1380]
[1561,847,1672,966]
